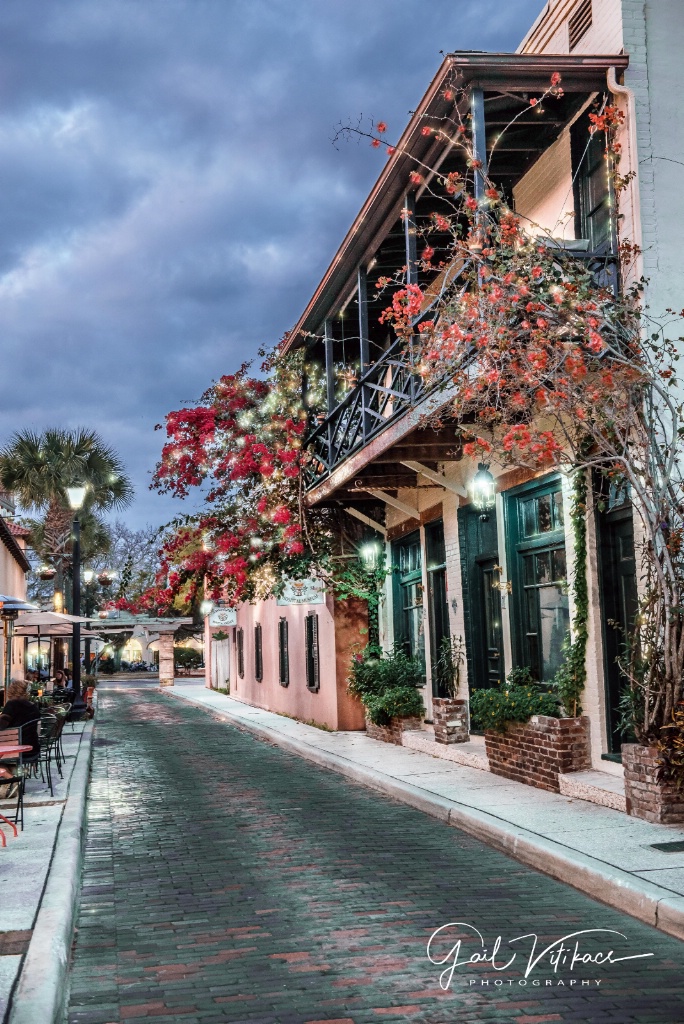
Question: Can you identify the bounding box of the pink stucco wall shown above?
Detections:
[207,593,366,731]
[0,533,28,681]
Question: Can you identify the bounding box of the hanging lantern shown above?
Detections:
[360,541,380,569]
[37,564,57,582]
[472,463,496,514]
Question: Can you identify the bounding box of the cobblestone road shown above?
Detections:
[67,688,684,1024]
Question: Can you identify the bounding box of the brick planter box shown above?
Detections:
[432,698,469,744]
[623,743,684,824]
[485,715,591,793]
[365,716,423,745]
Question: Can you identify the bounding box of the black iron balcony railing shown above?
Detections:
[302,244,618,493]
[303,333,427,491]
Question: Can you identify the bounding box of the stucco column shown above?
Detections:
[204,615,212,688]
[158,632,175,687]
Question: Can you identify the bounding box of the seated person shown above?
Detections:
[51,670,71,699]
[0,680,40,779]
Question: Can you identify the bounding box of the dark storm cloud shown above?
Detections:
[0,0,544,527]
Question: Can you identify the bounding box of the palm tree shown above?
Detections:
[0,427,134,577]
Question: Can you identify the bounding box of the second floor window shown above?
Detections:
[305,613,320,692]
[278,617,289,687]
[254,623,263,682]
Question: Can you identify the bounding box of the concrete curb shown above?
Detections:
[7,721,95,1024]
[167,688,684,943]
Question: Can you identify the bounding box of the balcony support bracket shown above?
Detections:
[344,506,387,538]
[400,461,468,498]
[365,488,420,520]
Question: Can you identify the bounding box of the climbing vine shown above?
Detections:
[552,471,589,717]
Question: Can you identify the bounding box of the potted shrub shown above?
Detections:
[470,668,590,793]
[431,635,469,745]
[348,646,425,744]
[620,702,684,824]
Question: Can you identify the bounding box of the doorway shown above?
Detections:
[425,520,451,697]
[458,505,505,692]
[597,491,638,754]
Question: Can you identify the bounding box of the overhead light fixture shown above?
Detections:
[472,463,496,515]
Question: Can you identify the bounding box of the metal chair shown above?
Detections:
[0,723,41,831]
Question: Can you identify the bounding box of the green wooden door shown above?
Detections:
[597,496,638,754]
[458,505,505,692]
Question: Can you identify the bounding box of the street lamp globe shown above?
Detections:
[66,484,88,510]
[83,568,95,585]
[200,599,215,617]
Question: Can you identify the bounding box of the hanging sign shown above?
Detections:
[209,608,237,627]
[276,578,326,606]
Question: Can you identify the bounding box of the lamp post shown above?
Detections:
[66,484,87,700]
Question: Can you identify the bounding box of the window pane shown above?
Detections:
[536,551,551,585]
[538,494,552,533]
[553,490,564,529]
[524,554,535,586]
[522,499,536,537]
[538,586,570,681]
[552,547,567,582]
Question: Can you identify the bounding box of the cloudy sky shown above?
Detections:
[0,0,543,528]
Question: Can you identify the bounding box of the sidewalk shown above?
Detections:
[0,720,94,1023]
[167,685,684,942]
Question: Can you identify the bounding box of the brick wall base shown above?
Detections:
[623,743,684,824]
[365,716,423,745]
[485,716,591,793]
[432,698,469,744]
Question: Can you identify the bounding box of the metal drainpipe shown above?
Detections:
[606,66,643,255]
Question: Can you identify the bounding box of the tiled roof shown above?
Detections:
[7,522,30,538]
[0,517,31,573]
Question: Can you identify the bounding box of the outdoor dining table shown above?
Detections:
[0,744,33,759]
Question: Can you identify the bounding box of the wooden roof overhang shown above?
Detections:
[285,51,629,354]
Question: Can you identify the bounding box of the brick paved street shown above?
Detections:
[67,688,684,1024]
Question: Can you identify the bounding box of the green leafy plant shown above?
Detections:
[348,645,424,726]
[656,705,684,789]
[433,635,466,699]
[174,647,203,669]
[469,667,560,733]
[551,470,588,717]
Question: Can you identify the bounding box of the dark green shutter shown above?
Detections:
[278,617,289,687]
[305,613,320,692]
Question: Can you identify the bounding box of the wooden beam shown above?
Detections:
[401,460,468,498]
[344,506,387,537]
[471,86,487,200]
[403,190,418,285]
[324,319,335,412]
[365,489,420,519]
[358,265,369,372]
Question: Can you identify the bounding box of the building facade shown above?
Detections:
[209,1,684,756]
[0,493,31,683]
